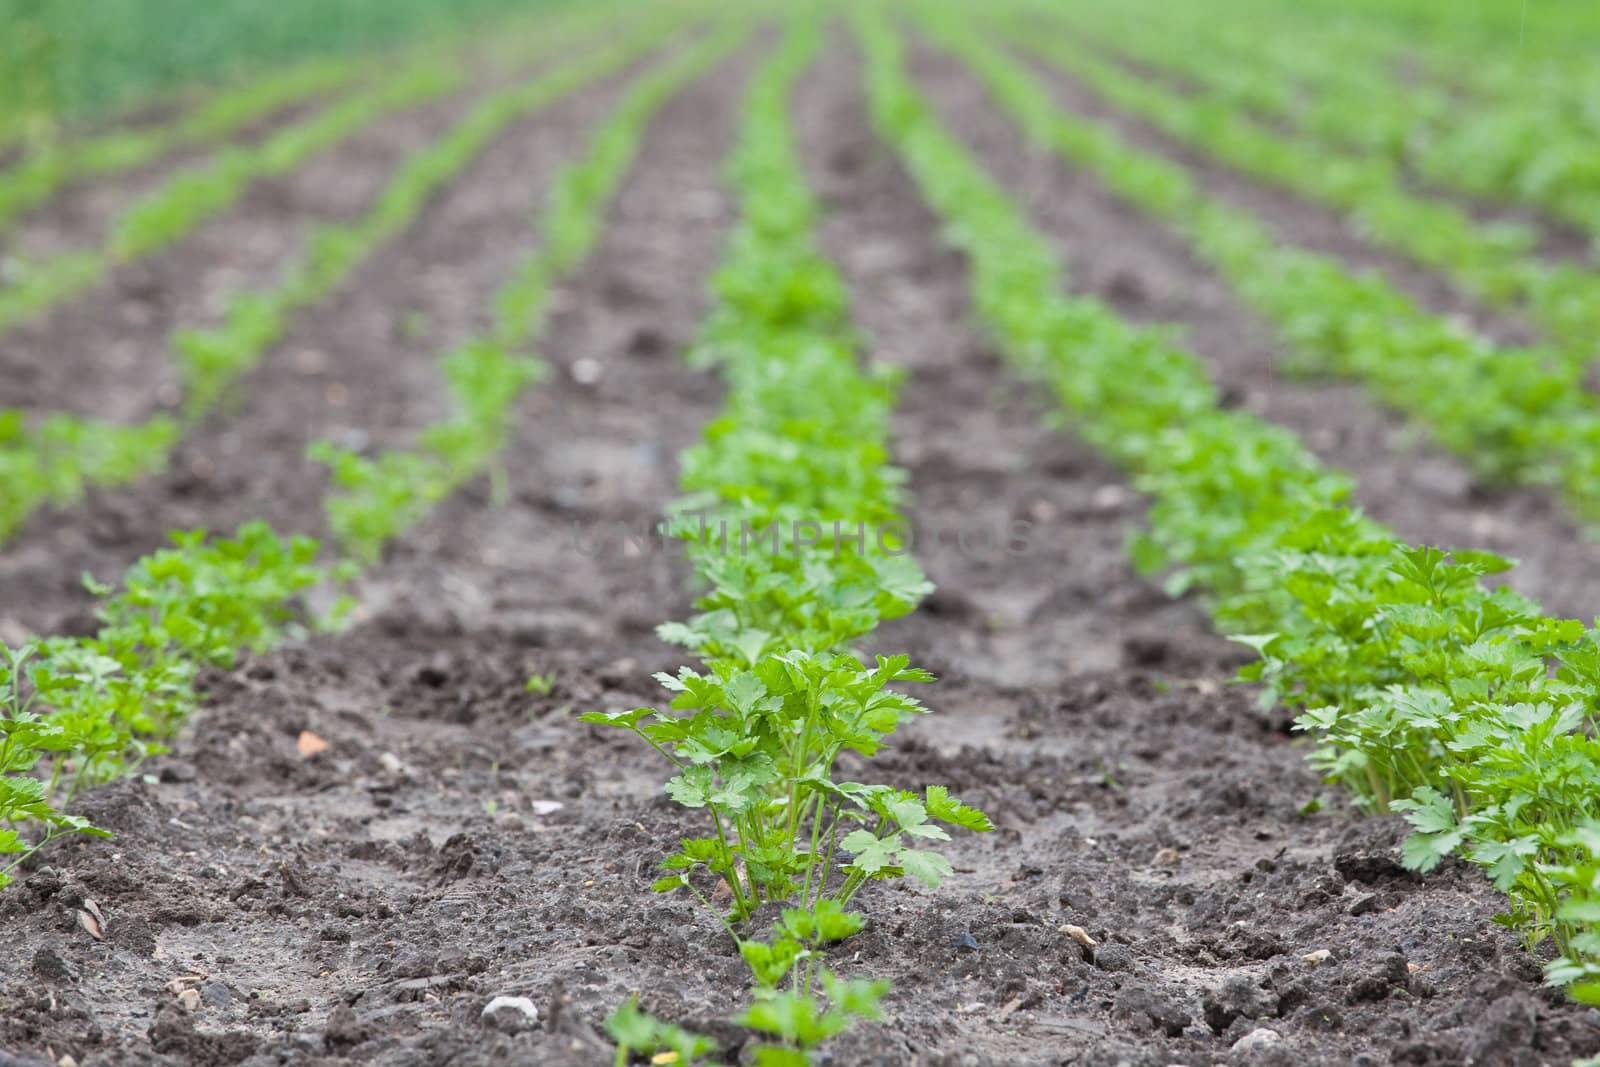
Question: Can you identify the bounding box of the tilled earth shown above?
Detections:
[3,26,1600,1067]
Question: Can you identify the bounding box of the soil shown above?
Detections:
[2,27,1599,1067]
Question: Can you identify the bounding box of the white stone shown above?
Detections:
[1231,1027,1282,1053]
[481,995,539,1034]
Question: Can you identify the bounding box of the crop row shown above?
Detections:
[1015,12,1600,366]
[1042,0,1600,239]
[0,57,365,236]
[870,4,1600,1002]
[0,15,712,890]
[0,12,682,546]
[0,1,662,343]
[314,21,753,565]
[584,18,989,1066]
[916,20,1600,532]
[0,63,462,339]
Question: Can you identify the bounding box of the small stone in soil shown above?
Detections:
[954,932,979,952]
[1231,1027,1282,1053]
[1348,892,1381,916]
[481,995,540,1034]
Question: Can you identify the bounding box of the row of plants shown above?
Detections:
[0,0,645,339]
[0,412,178,543]
[871,5,1600,1002]
[0,522,328,889]
[0,62,462,339]
[1032,0,1600,242]
[1009,10,1600,365]
[0,17,679,548]
[170,17,678,421]
[918,21,1600,529]
[314,21,752,565]
[583,18,990,1065]
[0,56,365,236]
[0,17,716,887]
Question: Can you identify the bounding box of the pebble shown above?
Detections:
[570,358,603,385]
[1090,484,1129,512]
[1231,1027,1282,1053]
[1301,949,1333,966]
[954,932,979,953]
[176,988,201,1012]
[481,995,539,1034]
[1348,892,1381,916]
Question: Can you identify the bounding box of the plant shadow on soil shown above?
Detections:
[2,32,1599,1067]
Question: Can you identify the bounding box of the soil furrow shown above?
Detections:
[904,36,1600,623]
[0,56,658,640]
[781,38,1600,1067]
[0,53,579,423]
[0,42,757,1067]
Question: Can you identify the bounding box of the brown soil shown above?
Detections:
[0,28,1597,1067]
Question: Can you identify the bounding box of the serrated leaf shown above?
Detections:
[899,847,953,888]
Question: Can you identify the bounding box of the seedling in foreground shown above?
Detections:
[583,652,991,924]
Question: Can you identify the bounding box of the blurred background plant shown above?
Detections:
[0,0,565,139]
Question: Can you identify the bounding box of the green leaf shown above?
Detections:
[925,785,993,832]
[576,707,652,730]
[899,847,954,889]
[841,829,900,874]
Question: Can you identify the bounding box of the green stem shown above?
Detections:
[708,804,752,916]
[801,794,829,908]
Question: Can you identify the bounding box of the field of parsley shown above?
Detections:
[3,0,1600,1064]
